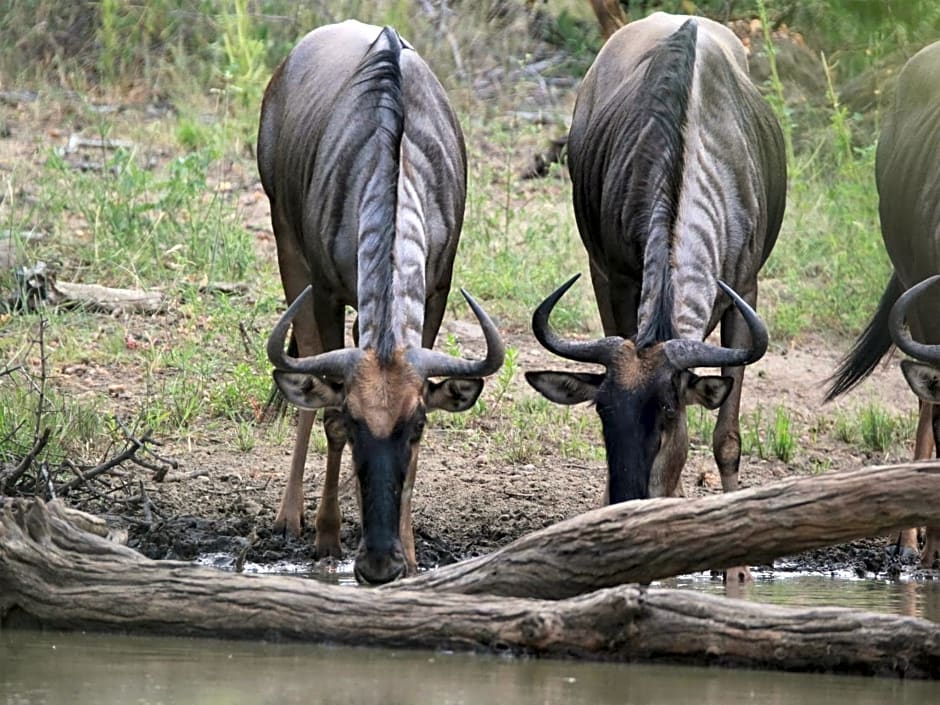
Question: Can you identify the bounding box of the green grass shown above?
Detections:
[769,406,796,463]
[738,406,797,463]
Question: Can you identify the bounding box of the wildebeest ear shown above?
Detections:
[273,371,345,409]
[525,371,603,405]
[684,374,733,410]
[901,360,940,403]
[427,378,484,412]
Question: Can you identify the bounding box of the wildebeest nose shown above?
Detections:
[354,551,405,585]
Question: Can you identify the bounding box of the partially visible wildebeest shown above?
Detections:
[258,21,505,584]
[525,13,786,570]
[826,40,940,567]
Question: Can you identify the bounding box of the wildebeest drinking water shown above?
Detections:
[826,40,940,567]
[258,21,504,584]
[525,13,787,578]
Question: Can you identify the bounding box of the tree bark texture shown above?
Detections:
[396,462,940,598]
[1,498,939,679]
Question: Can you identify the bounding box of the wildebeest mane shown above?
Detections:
[573,19,698,348]
[349,27,405,364]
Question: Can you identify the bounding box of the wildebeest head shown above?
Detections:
[890,275,940,404]
[526,274,767,503]
[268,286,504,584]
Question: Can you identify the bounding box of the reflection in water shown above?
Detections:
[1,629,937,705]
[659,572,940,623]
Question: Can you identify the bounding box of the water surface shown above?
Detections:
[2,629,936,705]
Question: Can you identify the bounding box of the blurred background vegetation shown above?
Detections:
[2,1,939,99]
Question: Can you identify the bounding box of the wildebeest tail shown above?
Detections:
[824,272,903,401]
[351,26,404,363]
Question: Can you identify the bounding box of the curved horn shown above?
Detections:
[531,273,622,365]
[889,274,940,364]
[663,280,768,370]
[406,288,505,379]
[267,286,361,379]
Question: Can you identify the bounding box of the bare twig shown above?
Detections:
[33,317,48,440]
[238,321,253,357]
[1,427,51,493]
[112,418,177,481]
[160,469,209,483]
[55,426,169,495]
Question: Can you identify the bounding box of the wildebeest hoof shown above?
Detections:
[884,544,919,563]
[273,512,304,538]
[315,536,343,560]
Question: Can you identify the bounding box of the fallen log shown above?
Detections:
[51,281,165,314]
[396,462,940,598]
[1,498,938,678]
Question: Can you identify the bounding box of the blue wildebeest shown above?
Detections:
[525,13,786,575]
[258,21,504,584]
[826,40,940,567]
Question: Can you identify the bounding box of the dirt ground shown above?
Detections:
[1,80,936,587]
[120,329,930,579]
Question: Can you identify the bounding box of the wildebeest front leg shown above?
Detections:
[893,399,937,560]
[713,301,751,493]
[314,408,346,559]
[312,297,347,560]
[272,207,319,537]
[714,296,752,583]
[399,447,420,576]
[922,403,940,567]
[274,409,315,536]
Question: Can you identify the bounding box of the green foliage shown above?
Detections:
[687,406,716,446]
[20,146,255,290]
[763,134,888,341]
[0,320,116,480]
[739,405,796,462]
[217,0,268,110]
[491,346,519,408]
[756,0,795,167]
[790,0,940,76]
[769,406,796,463]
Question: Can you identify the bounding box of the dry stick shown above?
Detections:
[237,320,253,357]
[33,317,47,441]
[113,417,177,481]
[392,462,940,599]
[55,430,155,495]
[2,318,52,494]
[1,498,938,679]
[0,427,50,493]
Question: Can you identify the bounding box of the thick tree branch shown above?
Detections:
[395,462,940,598]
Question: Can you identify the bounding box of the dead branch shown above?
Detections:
[0,428,51,494]
[55,425,174,495]
[394,462,940,599]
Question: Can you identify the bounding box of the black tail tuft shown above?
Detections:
[824,272,902,401]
